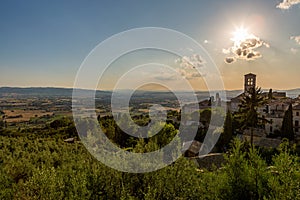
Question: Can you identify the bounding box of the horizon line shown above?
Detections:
[0,86,300,93]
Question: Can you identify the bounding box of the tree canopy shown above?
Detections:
[236,87,268,146]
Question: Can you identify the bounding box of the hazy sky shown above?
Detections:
[1,0,300,91]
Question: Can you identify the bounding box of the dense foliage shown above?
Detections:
[0,126,299,200]
[0,108,299,199]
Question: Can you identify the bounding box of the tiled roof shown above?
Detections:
[230,93,245,102]
[244,73,256,76]
[293,104,300,110]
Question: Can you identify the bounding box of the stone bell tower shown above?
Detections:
[244,73,256,93]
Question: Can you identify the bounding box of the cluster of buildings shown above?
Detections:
[183,73,300,153]
[230,73,300,141]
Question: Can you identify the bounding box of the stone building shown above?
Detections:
[244,73,256,93]
[229,73,300,140]
[293,104,300,137]
[230,73,257,112]
[263,100,291,135]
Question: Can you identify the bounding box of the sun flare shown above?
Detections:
[225,26,269,64]
[231,27,250,44]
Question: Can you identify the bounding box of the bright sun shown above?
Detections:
[231,27,250,44]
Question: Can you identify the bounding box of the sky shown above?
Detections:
[1,0,300,91]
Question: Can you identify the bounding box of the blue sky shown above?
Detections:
[1,0,300,90]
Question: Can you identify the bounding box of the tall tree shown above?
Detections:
[0,119,4,131]
[236,87,267,147]
[0,113,4,131]
[268,88,273,100]
[218,110,233,151]
[214,110,233,152]
[281,103,294,141]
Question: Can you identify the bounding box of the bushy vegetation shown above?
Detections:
[0,125,299,200]
[0,108,299,199]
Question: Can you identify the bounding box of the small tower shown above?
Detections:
[244,73,256,93]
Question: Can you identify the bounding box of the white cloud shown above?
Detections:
[291,35,300,45]
[175,54,205,69]
[224,57,236,64]
[154,74,177,81]
[276,0,300,9]
[223,32,269,64]
[222,48,231,54]
[290,48,299,54]
[177,69,202,80]
[175,54,206,79]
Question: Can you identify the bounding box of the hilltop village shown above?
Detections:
[184,73,300,151]
[231,73,300,144]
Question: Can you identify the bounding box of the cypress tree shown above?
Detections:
[0,114,4,130]
[268,89,273,100]
[218,110,233,151]
[0,119,3,130]
[281,104,294,141]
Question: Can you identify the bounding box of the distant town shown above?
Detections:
[183,73,300,151]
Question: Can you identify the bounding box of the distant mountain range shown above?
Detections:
[0,87,299,99]
[0,87,110,98]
